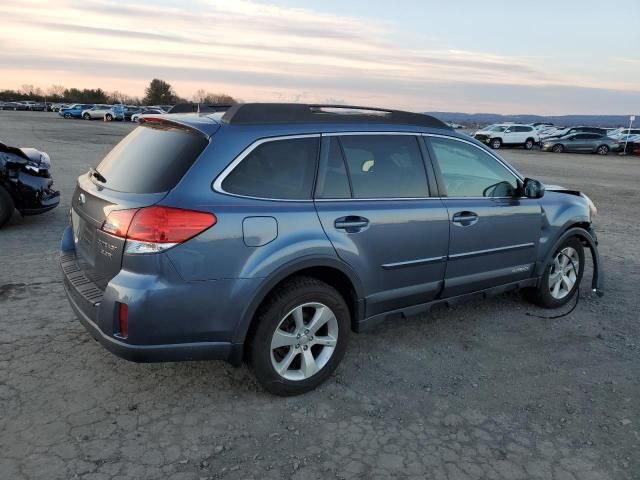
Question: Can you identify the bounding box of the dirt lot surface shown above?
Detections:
[1,112,638,480]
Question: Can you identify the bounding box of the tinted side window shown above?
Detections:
[430,137,517,198]
[338,135,428,198]
[96,123,208,193]
[222,137,319,199]
[315,138,350,199]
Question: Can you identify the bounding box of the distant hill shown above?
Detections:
[425,112,634,128]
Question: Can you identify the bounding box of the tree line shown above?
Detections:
[0,79,237,106]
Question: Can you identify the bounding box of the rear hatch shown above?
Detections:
[70,120,210,289]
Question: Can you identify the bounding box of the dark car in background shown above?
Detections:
[541,133,618,155]
[0,142,60,227]
[60,103,602,395]
[2,102,29,111]
[123,106,143,121]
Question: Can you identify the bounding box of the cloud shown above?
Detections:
[0,0,637,114]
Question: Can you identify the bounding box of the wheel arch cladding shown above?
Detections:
[232,257,364,347]
[536,226,603,295]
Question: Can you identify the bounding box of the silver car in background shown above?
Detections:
[131,108,166,122]
[81,105,114,120]
[541,133,619,155]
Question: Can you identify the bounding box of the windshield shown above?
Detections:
[487,126,507,132]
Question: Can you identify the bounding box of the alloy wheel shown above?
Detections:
[597,145,608,155]
[270,302,339,381]
[548,247,580,299]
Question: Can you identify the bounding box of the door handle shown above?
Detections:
[451,211,479,226]
[335,216,369,232]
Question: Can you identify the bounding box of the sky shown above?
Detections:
[1,0,639,115]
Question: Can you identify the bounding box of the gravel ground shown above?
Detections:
[1,112,638,480]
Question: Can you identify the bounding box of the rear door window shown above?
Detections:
[336,135,428,199]
[96,123,208,193]
[221,136,319,199]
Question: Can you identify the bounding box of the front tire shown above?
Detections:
[530,237,585,308]
[524,138,534,150]
[552,144,564,153]
[596,145,609,155]
[63,113,71,119]
[0,186,15,228]
[248,276,350,396]
[83,113,91,120]
[490,138,502,149]
[105,113,113,121]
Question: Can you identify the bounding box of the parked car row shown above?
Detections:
[473,122,637,155]
[0,101,48,111]
[57,104,168,122]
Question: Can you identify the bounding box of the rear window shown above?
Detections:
[95,123,207,193]
[221,137,319,199]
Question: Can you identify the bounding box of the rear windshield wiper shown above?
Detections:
[90,168,107,183]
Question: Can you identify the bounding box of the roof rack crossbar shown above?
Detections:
[219,103,450,129]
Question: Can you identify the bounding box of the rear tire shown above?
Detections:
[596,145,609,155]
[491,138,502,149]
[105,113,113,121]
[524,138,534,150]
[529,237,585,308]
[0,185,15,228]
[247,276,350,396]
[552,144,564,153]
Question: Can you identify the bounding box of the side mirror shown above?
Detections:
[505,129,512,133]
[522,178,545,199]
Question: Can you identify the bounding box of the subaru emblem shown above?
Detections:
[79,193,86,205]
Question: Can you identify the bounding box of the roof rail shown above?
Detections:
[219,103,450,129]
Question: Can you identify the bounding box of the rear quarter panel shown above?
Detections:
[161,127,339,282]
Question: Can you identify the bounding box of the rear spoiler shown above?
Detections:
[167,103,234,114]
[138,115,220,138]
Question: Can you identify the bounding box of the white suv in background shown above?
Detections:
[473,124,540,150]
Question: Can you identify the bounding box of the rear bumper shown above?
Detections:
[60,225,247,365]
[64,279,238,363]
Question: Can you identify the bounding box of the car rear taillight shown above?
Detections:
[101,209,138,237]
[101,206,216,254]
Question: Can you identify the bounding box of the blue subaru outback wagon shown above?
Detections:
[61,103,603,395]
